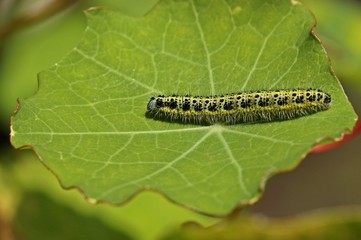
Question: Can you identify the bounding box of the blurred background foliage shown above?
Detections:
[0,0,360,239]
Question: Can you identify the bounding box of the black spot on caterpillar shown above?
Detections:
[145,89,331,125]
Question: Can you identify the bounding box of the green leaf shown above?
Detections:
[11,0,356,215]
[0,152,217,240]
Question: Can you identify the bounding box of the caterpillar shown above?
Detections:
[145,89,331,125]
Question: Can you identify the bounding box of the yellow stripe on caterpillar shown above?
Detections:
[146,89,331,125]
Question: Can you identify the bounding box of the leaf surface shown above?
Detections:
[11,0,356,215]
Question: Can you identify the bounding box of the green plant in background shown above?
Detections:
[0,0,360,239]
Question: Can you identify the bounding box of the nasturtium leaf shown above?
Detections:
[11,0,356,215]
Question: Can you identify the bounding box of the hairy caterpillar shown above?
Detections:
[146,89,331,125]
